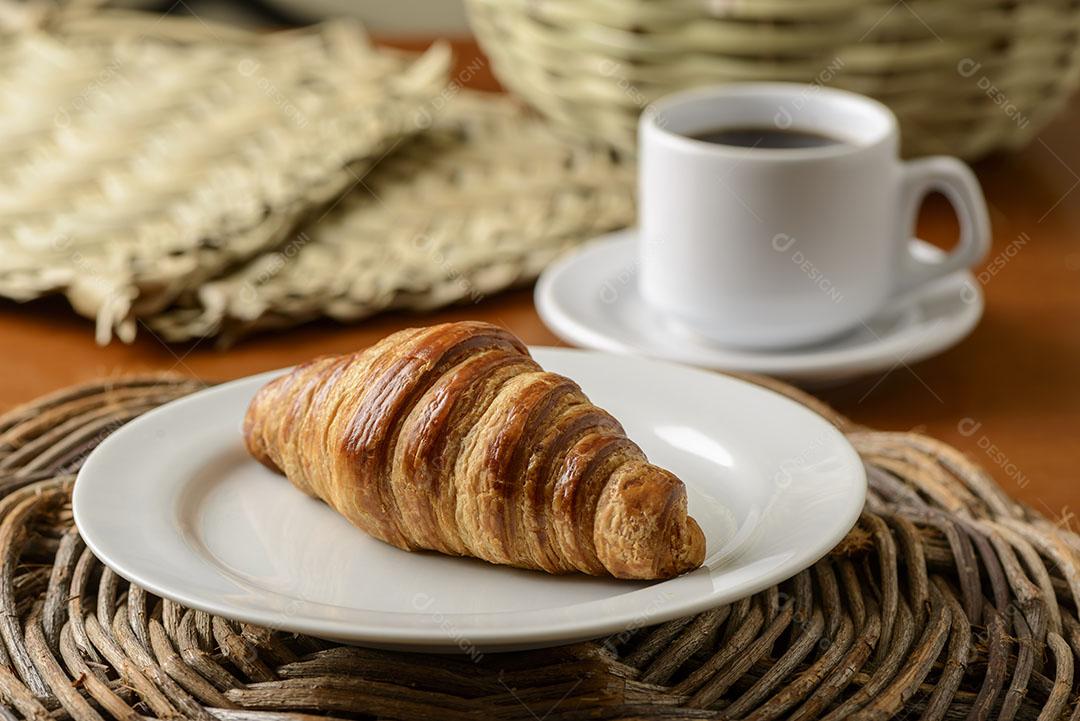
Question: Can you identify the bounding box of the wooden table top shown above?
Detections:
[1,39,1077,526]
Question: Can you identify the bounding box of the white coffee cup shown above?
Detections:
[638,83,991,349]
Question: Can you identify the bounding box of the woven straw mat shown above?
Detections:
[0,12,451,343]
[0,374,1077,720]
[147,91,635,344]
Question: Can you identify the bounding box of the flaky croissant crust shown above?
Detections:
[244,321,705,580]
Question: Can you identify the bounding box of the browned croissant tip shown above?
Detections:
[677,516,708,577]
[592,462,706,580]
[244,321,706,580]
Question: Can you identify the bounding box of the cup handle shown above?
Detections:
[895,156,991,293]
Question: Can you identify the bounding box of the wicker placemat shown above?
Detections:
[0,10,450,344]
[0,375,1076,720]
[146,91,635,344]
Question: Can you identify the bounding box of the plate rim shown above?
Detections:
[535,229,983,380]
[74,347,866,649]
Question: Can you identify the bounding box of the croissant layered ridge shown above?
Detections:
[244,321,706,579]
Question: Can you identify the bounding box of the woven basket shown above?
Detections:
[466,0,1080,159]
[0,374,1078,720]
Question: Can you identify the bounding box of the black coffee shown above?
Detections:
[689,126,843,149]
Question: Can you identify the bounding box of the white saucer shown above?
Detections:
[74,348,865,652]
[536,229,983,384]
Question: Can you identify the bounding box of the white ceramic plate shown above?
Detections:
[536,229,983,384]
[74,348,865,652]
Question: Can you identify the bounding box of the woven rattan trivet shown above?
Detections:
[0,375,1077,720]
[146,90,635,344]
[0,10,449,344]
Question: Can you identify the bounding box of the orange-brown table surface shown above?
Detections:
[1,39,1077,526]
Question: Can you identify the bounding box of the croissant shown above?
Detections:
[243,321,705,580]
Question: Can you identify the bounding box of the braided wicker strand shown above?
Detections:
[0,374,1076,719]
